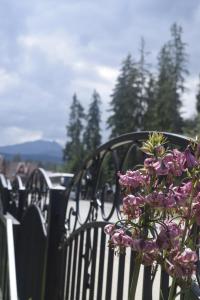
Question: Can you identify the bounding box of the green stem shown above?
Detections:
[168,278,176,300]
[183,288,191,300]
[129,255,141,300]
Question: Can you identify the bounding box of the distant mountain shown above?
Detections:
[0,140,63,163]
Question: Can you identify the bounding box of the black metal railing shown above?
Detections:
[1,131,200,300]
[64,131,191,234]
[10,168,66,300]
[0,214,18,300]
[61,131,200,300]
[1,167,67,300]
[9,168,55,224]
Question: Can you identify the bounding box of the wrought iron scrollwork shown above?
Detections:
[5,168,53,224]
[9,175,25,217]
[25,168,53,224]
[64,131,191,235]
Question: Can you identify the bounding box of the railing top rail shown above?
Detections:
[25,167,66,191]
[70,131,192,185]
[66,220,109,241]
[97,131,191,151]
[26,167,53,190]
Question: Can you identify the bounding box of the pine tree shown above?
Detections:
[187,76,200,137]
[63,94,85,172]
[196,75,200,114]
[107,54,141,138]
[153,23,188,133]
[83,90,102,153]
[143,75,157,130]
[170,23,188,93]
[154,45,181,132]
[137,38,151,129]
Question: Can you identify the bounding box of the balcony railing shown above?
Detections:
[0,214,18,300]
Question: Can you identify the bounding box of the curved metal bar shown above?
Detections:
[0,173,8,189]
[24,168,53,223]
[14,175,26,191]
[9,167,66,224]
[35,168,53,190]
[64,131,193,234]
[6,179,12,191]
[8,175,26,220]
[66,221,109,242]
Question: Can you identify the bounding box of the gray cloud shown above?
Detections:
[0,0,200,146]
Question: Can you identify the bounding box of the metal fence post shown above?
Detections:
[44,188,66,300]
[0,175,9,214]
[17,189,26,221]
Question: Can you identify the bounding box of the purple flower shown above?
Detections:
[153,160,169,176]
[132,239,144,252]
[163,191,176,208]
[172,182,192,205]
[180,181,193,194]
[110,138,199,283]
[192,195,200,225]
[145,191,177,208]
[162,150,186,176]
[144,158,156,174]
[176,248,198,264]
[151,150,186,177]
[123,194,144,207]
[121,235,134,247]
[184,148,198,168]
[123,205,142,219]
[141,240,159,266]
[142,253,155,266]
[157,222,182,250]
[167,248,197,279]
[122,195,144,219]
[155,145,165,156]
[145,191,165,207]
[118,170,146,188]
[110,229,133,248]
[111,229,125,245]
[104,224,115,235]
[172,149,186,174]
[143,240,158,253]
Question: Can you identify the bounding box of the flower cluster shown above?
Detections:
[167,248,198,279]
[104,133,200,294]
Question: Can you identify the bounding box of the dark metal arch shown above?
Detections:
[8,168,54,223]
[8,175,26,220]
[23,168,53,223]
[64,131,192,234]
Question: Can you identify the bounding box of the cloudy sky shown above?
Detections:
[0,0,200,146]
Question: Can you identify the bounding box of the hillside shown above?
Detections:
[0,140,63,163]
